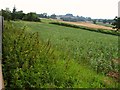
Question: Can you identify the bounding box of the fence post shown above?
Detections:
[0,16,4,89]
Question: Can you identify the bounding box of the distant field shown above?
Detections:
[40,18,114,30]
[96,22,113,28]
[60,21,114,30]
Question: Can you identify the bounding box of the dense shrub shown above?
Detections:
[23,12,40,22]
[2,21,82,88]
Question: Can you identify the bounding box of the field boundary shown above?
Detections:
[0,16,4,89]
[50,22,120,36]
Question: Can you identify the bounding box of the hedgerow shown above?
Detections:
[2,21,83,88]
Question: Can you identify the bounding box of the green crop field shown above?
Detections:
[3,20,119,88]
[13,20,119,73]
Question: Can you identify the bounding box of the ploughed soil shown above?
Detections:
[61,21,115,30]
[106,59,120,82]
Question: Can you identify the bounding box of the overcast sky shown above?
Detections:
[0,0,119,19]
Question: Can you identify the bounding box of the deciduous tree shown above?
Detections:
[112,16,120,31]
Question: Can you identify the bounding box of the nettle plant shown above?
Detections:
[2,21,55,87]
[2,21,82,88]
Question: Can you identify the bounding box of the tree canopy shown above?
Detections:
[1,7,40,22]
[23,12,40,22]
[112,16,120,31]
[1,9,11,20]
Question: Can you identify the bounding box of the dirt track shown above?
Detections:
[61,21,114,30]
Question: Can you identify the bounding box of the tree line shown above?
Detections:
[0,7,120,31]
[0,7,40,22]
[0,7,57,21]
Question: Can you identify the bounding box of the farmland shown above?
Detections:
[2,20,119,88]
[60,21,114,30]
[41,18,114,30]
[15,20,119,73]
